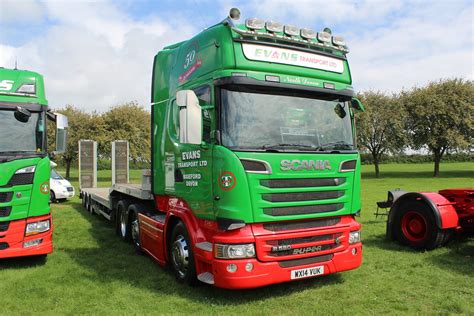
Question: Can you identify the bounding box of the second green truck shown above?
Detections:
[81,10,364,289]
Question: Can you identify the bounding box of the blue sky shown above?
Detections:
[0,0,472,110]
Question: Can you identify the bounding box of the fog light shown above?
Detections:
[24,238,43,248]
[245,263,254,272]
[226,264,238,273]
[352,248,357,255]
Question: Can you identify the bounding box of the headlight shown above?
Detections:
[25,220,50,236]
[15,166,36,174]
[349,230,361,244]
[215,243,256,259]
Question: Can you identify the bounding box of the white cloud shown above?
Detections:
[0,0,472,112]
[0,0,197,111]
[0,0,46,22]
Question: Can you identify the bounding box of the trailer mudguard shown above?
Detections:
[386,192,459,240]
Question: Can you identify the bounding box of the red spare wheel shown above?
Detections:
[401,211,428,242]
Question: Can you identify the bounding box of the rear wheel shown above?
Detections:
[117,200,131,241]
[87,195,94,214]
[50,191,56,203]
[394,200,449,250]
[128,205,142,253]
[169,221,196,285]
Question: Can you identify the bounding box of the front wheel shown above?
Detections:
[50,191,56,203]
[169,221,196,285]
[394,200,450,250]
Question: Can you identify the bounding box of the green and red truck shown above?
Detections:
[0,67,67,259]
[81,9,364,288]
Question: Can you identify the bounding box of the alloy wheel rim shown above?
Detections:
[171,234,189,278]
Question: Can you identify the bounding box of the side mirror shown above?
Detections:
[176,90,202,145]
[14,106,31,123]
[55,113,68,154]
[351,98,365,112]
[334,103,347,118]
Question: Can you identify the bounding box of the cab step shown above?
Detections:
[197,272,214,285]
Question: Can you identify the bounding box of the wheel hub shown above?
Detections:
[402,211,428,242]
[120,212,127,237]
[171,235,189,277]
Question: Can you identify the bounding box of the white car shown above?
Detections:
[50,168,75,202]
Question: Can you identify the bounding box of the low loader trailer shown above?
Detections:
[0,68,68,259]
[386,188,474,250]
[81,9,365,289]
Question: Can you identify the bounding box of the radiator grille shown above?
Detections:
[263,217,341,232]
[9,173,34,186]
[0,207,12,217]
[261,178,346,188]
[264,203,344,216]
[263,190,344,202]
[0,192,13,203]
[0,221,9,232]
[278,254,333,268]
[0,242,9,250]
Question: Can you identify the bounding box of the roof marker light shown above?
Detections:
[332,35,346,47]
[245,18,265,30]
[300,28,317,40]
[265,21,283,33]
[284,25,299,36]
[317,31,332,43]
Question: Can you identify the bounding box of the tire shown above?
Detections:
[128,204,142,254]
[50,190,56,203]
[393,200,449,250]
[169,221,197,285]
[82,193,87,207]
[87,195,94,215]
[84,194,90,212]
[117,200,131,241]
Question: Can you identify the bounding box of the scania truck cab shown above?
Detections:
[82,10,364,289]
[0,67,67,259]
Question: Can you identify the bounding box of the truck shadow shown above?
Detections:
[363,233,474,277]
[0,255,47,269]
[64,202,346,303]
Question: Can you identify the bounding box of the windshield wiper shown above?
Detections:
[319,141,354,150]
[260,143,322,151]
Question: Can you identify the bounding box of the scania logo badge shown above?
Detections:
[280,159,331,171]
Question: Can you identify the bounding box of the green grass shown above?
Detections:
[0,163,473,314]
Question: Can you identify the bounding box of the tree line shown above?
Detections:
[357,78,473,177]
[49,102,150,179]
[50,78,473,179]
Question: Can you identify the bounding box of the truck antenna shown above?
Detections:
[14,57,18,70]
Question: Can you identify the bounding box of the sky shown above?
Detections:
[0,0,472,111]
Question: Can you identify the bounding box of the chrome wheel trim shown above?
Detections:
[171,234,189,278]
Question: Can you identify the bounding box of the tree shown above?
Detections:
[356,91,407,178]
[403,79,474,177]
[50,105,105,179]
[101,102,151,164]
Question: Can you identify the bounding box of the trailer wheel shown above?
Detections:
[394,200,449,250]
[128,205,142,254]
[169,221,196,285]
[87,195,94,215]
[118,200,131,241]
[84,194,90,212]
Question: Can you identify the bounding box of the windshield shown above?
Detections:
[51,169,63,180]
[0,109,45,154]
[220,88,354,151]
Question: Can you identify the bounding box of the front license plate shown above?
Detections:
[291,265,324,280]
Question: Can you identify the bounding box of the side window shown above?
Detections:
[194,86,212,143]
[169,99,180,140]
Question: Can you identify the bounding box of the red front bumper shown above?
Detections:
[195,215,362,289]
[0,214,53,259]
[212,243,362,289]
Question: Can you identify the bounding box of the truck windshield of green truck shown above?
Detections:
[0,108,45,153]
[220,89,353,151]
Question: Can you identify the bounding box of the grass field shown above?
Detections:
[0,163,473,314]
